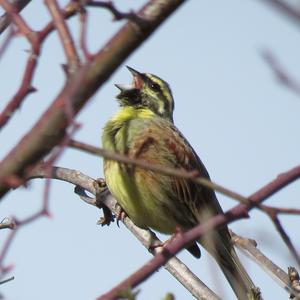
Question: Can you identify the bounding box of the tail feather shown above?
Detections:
[198,229,261,300]
[218,243,257,299]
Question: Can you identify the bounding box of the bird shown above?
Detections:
[102,66,259,299]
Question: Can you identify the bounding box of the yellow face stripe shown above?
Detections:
[146,74,174,117]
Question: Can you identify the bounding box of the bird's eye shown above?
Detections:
[150,82,161,91]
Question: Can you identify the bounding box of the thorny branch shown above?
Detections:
[0,0,151,130]
[0,0,186,199]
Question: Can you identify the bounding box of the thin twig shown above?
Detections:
[79,7,94,60]
[68,139,253,206]
[0,26,14,58]
[0,2,80,130]
[272,214,300,266]
[0,0,39,52]
[0,218,16,230]
[0,0,31,34]
[262,50,300,97]
[231,231,300,299]
[0,276,14,285]
[260,0,300,28]
[45,0,80,74]
[85,0,148,26]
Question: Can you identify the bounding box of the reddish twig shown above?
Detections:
[261,0,300,28]
[0,26,14,58]
[98,165,300,299]
[262,50,300,97]
[42,122,81,214]
[0,0,187,199]
[79,7,94,60]
[269,211,300,265]
[0,0,32,34]
[0,54,38,130]
[0,229,16,276]
[0,2,80,130]
[67,139,300,297]
[0,0,39,131]
[85,0,148,26]
[257,203,300,264]
[0,0,39,52]
[45,0,80,74]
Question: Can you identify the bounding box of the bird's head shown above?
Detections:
[115,66,174,122]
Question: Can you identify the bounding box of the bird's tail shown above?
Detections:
[199,229,261,300]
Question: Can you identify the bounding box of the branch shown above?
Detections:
[260,0,300,28]
[0,0,187,199]
[99,164,300,299]
[0,0,39,52]
[231,231,300,299]
[0,218,16,230]
[0,0,32,35]
[69,139,300,267]
[68,139,253,205]
[0,276,14,285]
[262,50,300,97]
[45,0,80,74]
[29,165,220,300]
[0,2,81,130]
[85,0,148,26]
[28,164,300,299]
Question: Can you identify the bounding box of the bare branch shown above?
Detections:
[231,231,300,299]
[98,162,300,299]
[0,0,32,35]
[0,2,81,130]
[0,0,39,52]
[85,0,148,26]
[28,163,300,299]
[78,7,94,60]
[30,165,220,300]
[0,218,16,230]
[0,276,14,285]
[45,0,80,74]
[0,0,188,200]
[68,139,253,206]
[0,26,13,57]
[260,0,300,28]
[262,50,300,97]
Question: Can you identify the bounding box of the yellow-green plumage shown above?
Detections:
[102,67,259,299]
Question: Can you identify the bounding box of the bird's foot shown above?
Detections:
[94,178,114,226]
[97,205,114,226]
[115,203,127,227]
[149,226,184,253]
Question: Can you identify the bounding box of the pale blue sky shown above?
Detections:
[0,1,300,299]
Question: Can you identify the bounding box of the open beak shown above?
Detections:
[115,66,144,99]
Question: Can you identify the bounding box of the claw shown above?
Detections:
[114,203,127,227]
[97,205,114,226]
